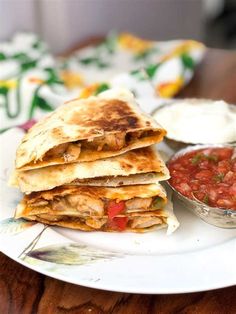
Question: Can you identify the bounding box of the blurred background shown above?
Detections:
[0,0,235,53]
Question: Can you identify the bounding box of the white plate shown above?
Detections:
[0,128,235,294]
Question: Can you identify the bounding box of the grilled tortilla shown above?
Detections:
[12,147,170,193]
[15,184,179,233]
[15,89,166,171]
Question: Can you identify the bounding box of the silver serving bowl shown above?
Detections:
[167,144,236,228]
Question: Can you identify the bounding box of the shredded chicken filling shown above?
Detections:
[43,130,157,161]
[29,194,165,218]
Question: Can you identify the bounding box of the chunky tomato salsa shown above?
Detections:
[168,147,236,210]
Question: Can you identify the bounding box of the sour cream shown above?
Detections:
[154,99,236,144]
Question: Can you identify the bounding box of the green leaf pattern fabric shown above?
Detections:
[0,32,205,131]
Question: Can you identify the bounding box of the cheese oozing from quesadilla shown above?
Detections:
[15,89,166,170]
[15,184,178,233]
[11,147,170,193]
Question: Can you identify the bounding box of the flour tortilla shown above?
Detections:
[12,147,169,193]
[15,89,166,170]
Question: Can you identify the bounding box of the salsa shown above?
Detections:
[168,147,236,210]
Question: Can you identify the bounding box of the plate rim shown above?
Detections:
[1,235,236,294]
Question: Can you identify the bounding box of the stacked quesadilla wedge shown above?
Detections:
[12,88,179,233]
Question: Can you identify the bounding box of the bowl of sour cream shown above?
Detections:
[153,99,236,149]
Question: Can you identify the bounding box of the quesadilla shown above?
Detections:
[12,147,170,193]
[15,88,166,171]
[15,183,178,233]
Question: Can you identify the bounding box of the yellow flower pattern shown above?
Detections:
[156,77,184,98]
[28,77,45,85]
[118,33,154,53]
[0,80,17,89]
[161,40,205,62]
[79,83,100,98]
[61,71,85,89]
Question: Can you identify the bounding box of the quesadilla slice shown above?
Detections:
[16,88,166,171]
[15,183,178,233]
[12,147,170,193]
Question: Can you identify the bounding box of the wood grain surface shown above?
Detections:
[0,253,235,314]
[23,284,236,314]
[179,49,236,104]
[1,48,236,314]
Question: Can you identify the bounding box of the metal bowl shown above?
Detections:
[167,144,236,228]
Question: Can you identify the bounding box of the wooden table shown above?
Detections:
[1,49,236,314]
